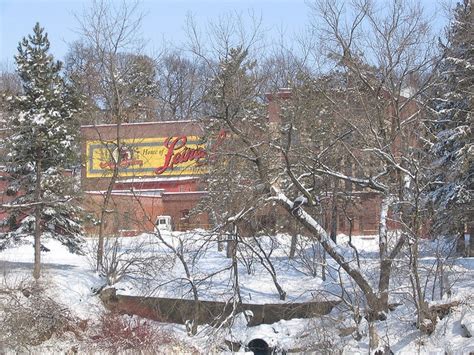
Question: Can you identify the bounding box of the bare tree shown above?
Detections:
[190,0,441,349]
[73,0,152,270]
[287,0,440,340]
[0,62,21,97]
[154,51,208,121]
[0,63,21,134]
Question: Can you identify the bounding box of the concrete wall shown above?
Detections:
[100,288,339,327]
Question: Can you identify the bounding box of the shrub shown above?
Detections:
[0,283,82,349]
[91,311,178,352]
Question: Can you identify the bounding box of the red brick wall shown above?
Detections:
[114,178,200,193]
[0,170,11,229]
[83,191,208,236]
[162,192,209,231]
[80,121,210,235]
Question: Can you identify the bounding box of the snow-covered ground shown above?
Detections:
[0,238,103,320]
[110,231,332,304]
[0,232,473,353]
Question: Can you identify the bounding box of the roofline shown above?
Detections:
[117,176,200,183]
[83,190,207,197]
[163,191,207,195]
[81,119,199,129]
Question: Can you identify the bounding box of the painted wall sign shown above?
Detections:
[86,136,208,178]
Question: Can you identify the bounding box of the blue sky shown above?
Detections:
[0,0,454,66]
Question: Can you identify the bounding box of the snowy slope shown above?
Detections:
[0,232,472,353]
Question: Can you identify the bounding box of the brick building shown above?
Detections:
[0,128,12,231]
[80,91,393,236]
[266,89,392,236]
[1,89,422,237]
[0,169,10,231]
[81,120,211,236]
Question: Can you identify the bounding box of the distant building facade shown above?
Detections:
[80,91,390,237]
[1,90,423,238]
[81,120,211,236]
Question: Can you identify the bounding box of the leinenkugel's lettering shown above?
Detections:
[154,136,207,175]
[85,131,226,178]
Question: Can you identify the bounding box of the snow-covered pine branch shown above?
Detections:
[1,23,84,278]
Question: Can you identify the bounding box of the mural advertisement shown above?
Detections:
[86,136,208,178]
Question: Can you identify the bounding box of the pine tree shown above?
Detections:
[1,23,84,279]
[429,0,473,239]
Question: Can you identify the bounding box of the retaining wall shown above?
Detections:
[100,288,338,326]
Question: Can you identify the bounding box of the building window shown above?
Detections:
[122,212,131,229]
[181,209,190,220]
[339,215,345,230]
[179,185,190,192]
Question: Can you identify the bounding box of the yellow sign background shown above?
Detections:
[85,137,208,178]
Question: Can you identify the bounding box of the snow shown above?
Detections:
[0,232,473,353]
[272,187,333,245]
[0,237,103,320]
[108,231,329,304]
[400,86,416,98]
[460,306,474,337]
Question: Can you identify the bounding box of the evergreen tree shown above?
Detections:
[429,0,473,238]
[1,23,84,279]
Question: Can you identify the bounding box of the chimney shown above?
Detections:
[266,87,292,124]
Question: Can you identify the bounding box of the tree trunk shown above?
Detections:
[321,250,326,281]
[274,189,384,316]
[330,182,338,243]
[378,260,391,309]
[230,223,242,302]
[232,236,242,303]
[33,155,42,280]
[218,235,224,252]
[273,274,287,300]
[289,234,297,259]
[377,196,396,311]
[97,179,116,270]
[456,228,466,255]
[469,228,474,257]
[96,123,122,271]
[179,253,200,335]
[368,321,379,351]
[226,235,236,258]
